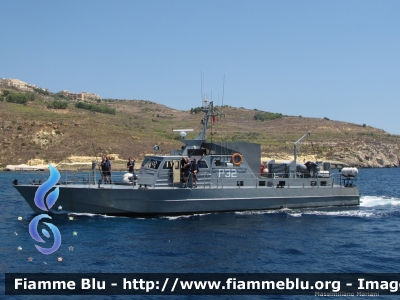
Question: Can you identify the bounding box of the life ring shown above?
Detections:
[231,153,243,166]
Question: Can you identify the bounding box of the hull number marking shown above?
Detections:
[218,169,237,178]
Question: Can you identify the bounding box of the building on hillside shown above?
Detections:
[60,90,75,100]
[0,78,48,92]
[79,92,101,101]
[60,90,101,101]
[4,79,31,90]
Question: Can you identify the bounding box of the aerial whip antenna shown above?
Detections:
[200,71,203,102]
[200,71,205,103]
[222,74,225,107]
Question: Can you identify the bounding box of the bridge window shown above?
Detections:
[163,161,173,169]
[143,159,161,169]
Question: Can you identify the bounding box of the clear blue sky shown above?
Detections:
[2,1,400,134]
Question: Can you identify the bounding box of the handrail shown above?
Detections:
[15,169,357,189]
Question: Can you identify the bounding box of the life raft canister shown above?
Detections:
[231,153,243,166]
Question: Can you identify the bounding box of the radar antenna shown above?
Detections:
[172,129,194,140]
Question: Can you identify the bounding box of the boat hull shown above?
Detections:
[14,184,359,216]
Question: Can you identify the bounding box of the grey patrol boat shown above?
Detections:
[13,101,359,216]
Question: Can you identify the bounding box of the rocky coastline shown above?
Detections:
[3,148,399,172]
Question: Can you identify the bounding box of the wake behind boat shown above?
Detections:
[13,101,359,216]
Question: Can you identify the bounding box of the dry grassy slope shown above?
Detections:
[1,94,399,169]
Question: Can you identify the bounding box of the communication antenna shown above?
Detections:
[222,74,225,107]
[200,71,205,103]
[200,71,202,101]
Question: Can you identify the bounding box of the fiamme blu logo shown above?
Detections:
[28,165,62,255]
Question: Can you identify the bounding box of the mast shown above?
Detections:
[194,99,212,141]
[174,100,224,156]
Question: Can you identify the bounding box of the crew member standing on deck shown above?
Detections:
[180,156,186,183]
[191,157,199,187]
[100,155,107,183]
[101,155,112,183]
[127,157,135,174]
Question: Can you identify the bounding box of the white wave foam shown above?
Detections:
[288,213,303,217]
[161,215,192,220]
[69,212,99,217]
[360,196,400,207]
[161,212,213,220]
[68,212,123,218]
[302,210,376,218]
[233,196,400,218]
[235,210,280,215]
[236,207,376,218]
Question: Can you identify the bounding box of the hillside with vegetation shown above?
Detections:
[1,83,400,170]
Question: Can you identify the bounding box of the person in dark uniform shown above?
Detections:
[101,155,112,183]
[100,155,107,183]
[127,157,135,174]
[191,157,199,187]
[180,156,187,183]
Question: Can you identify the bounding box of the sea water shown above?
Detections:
[1,168,400,299]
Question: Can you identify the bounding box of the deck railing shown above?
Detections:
[15,169,357,189]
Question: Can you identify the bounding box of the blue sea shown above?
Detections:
[1,168,400,299]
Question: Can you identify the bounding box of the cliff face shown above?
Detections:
[264,144,400,168]
[336,142,399,168]
[328,133,400,168]
[257,117,400,168]
[1,90,399,168]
